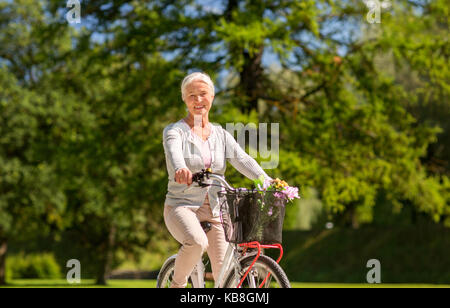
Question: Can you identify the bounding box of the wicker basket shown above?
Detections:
[218,190,287,244]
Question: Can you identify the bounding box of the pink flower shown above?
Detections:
[284,186,300,201]
[274,192,284,199]
[273,186,300,202]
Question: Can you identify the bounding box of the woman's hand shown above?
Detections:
[175,168,193,186]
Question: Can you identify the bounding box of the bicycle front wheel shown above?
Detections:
[156,256,202,288]
[156,257,176,288]
[223,254,290,288]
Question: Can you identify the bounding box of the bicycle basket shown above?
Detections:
[218,190,287,244]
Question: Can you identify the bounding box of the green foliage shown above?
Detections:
[6,253,62,279]
[359,0,450,178]
[0,68,68,237]
[72,1,449,231]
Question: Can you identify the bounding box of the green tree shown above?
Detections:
[0,0,89,284]
[132,0,448,226]
[1,0,168,284]
[0,66,90,284]
[54,49,184,283]
[369,0,449,176]
[78,0,449,229]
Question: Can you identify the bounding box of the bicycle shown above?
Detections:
[157,169,291,288]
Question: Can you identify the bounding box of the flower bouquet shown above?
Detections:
[243,176,300,243]
[254,176,300,205]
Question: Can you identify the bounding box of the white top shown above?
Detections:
[182,119,212,169]
[163,119,271,217]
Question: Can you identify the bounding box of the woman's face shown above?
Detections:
[183,80,214,117]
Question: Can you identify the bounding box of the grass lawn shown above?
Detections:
[1,279,158,288]
[1,279,449,288]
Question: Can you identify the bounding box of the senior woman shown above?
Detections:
[162,72,271,288]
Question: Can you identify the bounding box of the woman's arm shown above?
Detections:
[163,126,194,185]
[223,128,272,181]
[163,125,188,173]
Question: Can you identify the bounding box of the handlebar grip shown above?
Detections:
[192,172,201,183]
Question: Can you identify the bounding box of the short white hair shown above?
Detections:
[181,72,215,100]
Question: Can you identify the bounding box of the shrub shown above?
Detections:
[6,252,62,279]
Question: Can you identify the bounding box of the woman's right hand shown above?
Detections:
[175,168,193,186]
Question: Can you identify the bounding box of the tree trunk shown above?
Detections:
[239,46,265,114]
[225,0,266,114]
[0,236,7,286]
[95,226,116,285]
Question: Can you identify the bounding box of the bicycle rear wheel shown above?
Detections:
[223,254,290,288]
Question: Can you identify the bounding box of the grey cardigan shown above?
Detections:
[163,119,271,217]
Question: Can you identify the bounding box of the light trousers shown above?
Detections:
[163,196,228,288]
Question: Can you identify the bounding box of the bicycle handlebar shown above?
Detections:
[191,169,235,191]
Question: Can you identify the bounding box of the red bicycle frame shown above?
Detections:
[236,241,284,288]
